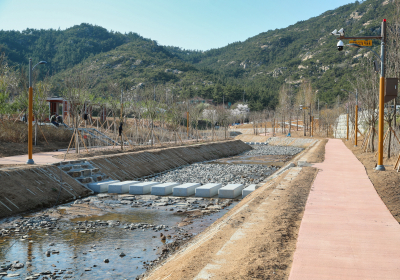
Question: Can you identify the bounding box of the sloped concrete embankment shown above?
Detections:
[0,140,251,219]
[90,140,251,181]
[235,134,317,148]
[0,166,91,219]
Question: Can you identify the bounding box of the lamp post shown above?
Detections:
[27,58,47,164]
[334,19,386,170]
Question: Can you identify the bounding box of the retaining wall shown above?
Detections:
[0,140,251,219]
[90,140,251,181]
[0,165,91,219]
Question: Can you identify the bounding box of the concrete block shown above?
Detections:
[151,182,180,196]
[108,181,140,194]
[195,183,222,198]
[87,180,120,193]
[218,184,244,199]
[129,182,159,195]
[173,183,201,197]
[242,184,257,198]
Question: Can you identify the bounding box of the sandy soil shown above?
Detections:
[343,139,400,223]
[143,141,325,280]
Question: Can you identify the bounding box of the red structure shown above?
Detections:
[46,97,69,120]
[46,97,105,124]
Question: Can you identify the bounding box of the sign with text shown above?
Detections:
[349,40,372,46]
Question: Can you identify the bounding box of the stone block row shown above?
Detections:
[86,180,258,199]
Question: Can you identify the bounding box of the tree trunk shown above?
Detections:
[371,126,375,152]
[388,121,392,158]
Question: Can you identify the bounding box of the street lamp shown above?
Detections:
[332,19,387,171]
[27,58,47,164]
[341,89,358,146]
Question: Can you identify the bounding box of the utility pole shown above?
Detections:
[377,20,386,170]
[347,105,349,141]
[303,108,306,137]
[28,59,33,164]
[150,86,155,146]
[27,59,46,164]
[355,89,358,147]
[187,101,189,140]
[333,19,387,170]
[310,102,312,137]
[318,98,320,132]
[120,89,124,150]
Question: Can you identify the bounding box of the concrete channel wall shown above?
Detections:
[0,165,91,219]
[0,140,251,219]
[90,140,251,181]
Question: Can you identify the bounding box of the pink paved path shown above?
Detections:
[0,151,66,165]
[289,139,400,280]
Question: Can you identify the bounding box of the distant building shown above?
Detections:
[46,97,68,119]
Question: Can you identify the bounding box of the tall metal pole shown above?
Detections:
[377,19,386,171]
[187,101,189,140]
[309,102,312,137]
[318,98,320,132]
[346,106,349,141]
[27,58,34,164]
[355,89,358,146]
[121,89,123,150]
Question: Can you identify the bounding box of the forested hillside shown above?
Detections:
[0,0,394,110]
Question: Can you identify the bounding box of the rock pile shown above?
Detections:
[147,163,277,186]
[245,145,303,156]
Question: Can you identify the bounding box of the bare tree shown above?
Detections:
[278,84,293,135]
[167,101,185,144]
[298,80,314,136]
[63,70,92,154]
[189,102,206,141]
[33,78,51,145]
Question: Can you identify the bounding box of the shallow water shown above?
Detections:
[0,148,283,279]
[0,201,237,280]
[1,210,179,280]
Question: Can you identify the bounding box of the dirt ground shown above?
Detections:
[53,139,231,160]
[143,141,325,280]
[0,141,70,158]
[307,138,328,163]
[343,138,400,223]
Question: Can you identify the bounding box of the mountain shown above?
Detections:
[0,0,394,110]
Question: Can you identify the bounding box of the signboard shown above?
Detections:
[349,40,372,47]
[385,78,398,103]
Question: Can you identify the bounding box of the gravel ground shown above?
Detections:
[146,145,303,186]
[147,163,277,186]
[244,145,303,156]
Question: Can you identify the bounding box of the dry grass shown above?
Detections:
[0,120,72,143]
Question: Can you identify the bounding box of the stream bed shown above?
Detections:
[0,145,302,280]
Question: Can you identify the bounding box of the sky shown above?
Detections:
[0,0,356,51]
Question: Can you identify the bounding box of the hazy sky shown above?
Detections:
[0,0,356,50]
